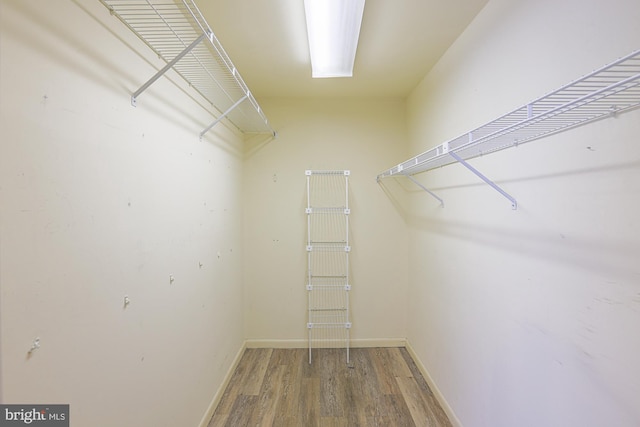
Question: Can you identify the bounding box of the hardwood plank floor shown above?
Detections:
[208,347,452,427]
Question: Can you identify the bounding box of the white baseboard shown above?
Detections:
[352,337,407,347]
[405,341,462,427]
[245,338,307,348]
[197,342,247,427]
[244,337,407,348]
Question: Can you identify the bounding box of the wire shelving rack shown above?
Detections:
[377,49,640,209]
[305,170,352,364]
[100,0,275,137]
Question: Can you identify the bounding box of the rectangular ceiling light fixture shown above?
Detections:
[304,0,366,78]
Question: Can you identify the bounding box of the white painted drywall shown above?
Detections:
[404,0,640,426]
[0,1,245,425]
[242,98,410,347]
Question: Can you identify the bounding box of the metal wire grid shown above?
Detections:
[100,0,274,134]
[305,171,351,364]
[378,49,640,180]
[308,280,350,326]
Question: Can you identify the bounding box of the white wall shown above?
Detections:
[243,97,409,347]
[0,1,245,425]
[404,0,640,426]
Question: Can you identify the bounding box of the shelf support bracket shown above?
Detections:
[199,94,249,138]
[131,32,209,107]
[405,175,444,207]
[448,151,517,210]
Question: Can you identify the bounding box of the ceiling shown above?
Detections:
[196,0,489,99]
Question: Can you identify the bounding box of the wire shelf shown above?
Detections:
[306,170,351,363]
[377,49,640,180]
[100,0,274,136]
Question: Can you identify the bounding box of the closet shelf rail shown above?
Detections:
[377,49,640,182]
[100,0,275,137]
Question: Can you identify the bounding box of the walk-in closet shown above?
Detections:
[1,1,639,426]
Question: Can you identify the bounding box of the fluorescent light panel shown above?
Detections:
[303,0,365,78]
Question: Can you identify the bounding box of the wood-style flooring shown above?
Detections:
[207,347,452,427]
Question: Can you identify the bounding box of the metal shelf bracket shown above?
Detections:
[405,175,444,207]
[449,151,517,210]
[200,94,248,138]
[131,32,208,107]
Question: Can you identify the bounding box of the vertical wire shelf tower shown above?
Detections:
[305,170,351,364]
